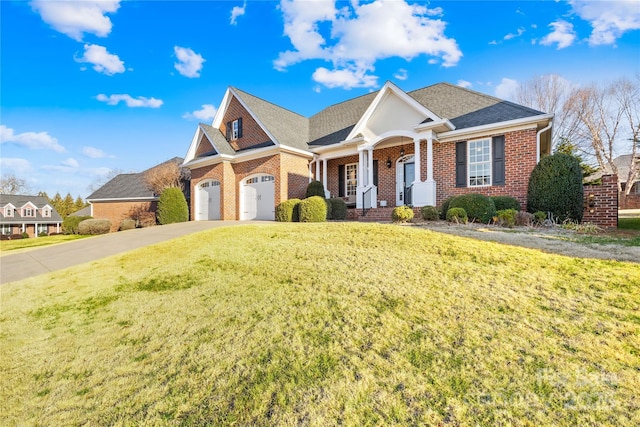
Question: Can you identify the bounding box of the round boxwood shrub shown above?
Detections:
[63,215,93,234]
[298,196,327,222]
[119,218,137,231]
[420,205,439,221]
[496,209,517,228]
[305,180,326,198]
[439,196,454,220]
[328,198,347,220]
[527,153,583,222]
[324,198,333,220]
[157,187,189,225]
[449,193,496,224]
[78,219,111,235]
[275,198,301,222]
[392,205,414,223]
[446,207,468,224]
[491,196,521,212]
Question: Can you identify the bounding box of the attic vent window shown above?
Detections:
[227,118,243,141]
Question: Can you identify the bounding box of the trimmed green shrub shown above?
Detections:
[439,196,454,220]
[324,198,333,220]
[527,153,583,222]
[491,196,521,212]
[78,219,111,235]
[449,194,496,224]
[21,232,29,239]
[496,209,517,228]
[275,199,301,222]
[328,198,347,220]
[392,206,414,223]
[533,211,547,225]
[63,215,93,234]
[38,232,49,237]
[298,196,327,222]
[420,205,439,221]
[305,180,326,199]
[446,207,468,224]
[157,187,189,225]
[119,218,136,231]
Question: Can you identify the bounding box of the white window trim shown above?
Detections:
[24,208,35,217]
[468,138,492,187]
[1,224,11,235]
[345,163,358,197]
[232,119,239,140]
[5,207,13,217]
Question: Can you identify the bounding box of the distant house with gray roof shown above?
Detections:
[86,157,190,231]
[0,194,62,238]
[183,81,553,220]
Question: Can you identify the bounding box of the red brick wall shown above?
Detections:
[195,134,216,157]
[583,175,618,228]
[221,96,271,151]
[279,152,310,200]
[91,201,157,232]
[190,163,226,220]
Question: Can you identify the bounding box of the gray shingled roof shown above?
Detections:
[309,92,378,146]
[87,157,184,200]
[200,123,235,156]
[233,88,309,151]
[587,154,639,183]
[0,194,63,223]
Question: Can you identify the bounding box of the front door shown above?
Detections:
[396,154,415,206]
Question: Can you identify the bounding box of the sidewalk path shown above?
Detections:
[1,221,258,285]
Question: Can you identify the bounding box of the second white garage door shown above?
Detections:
[241,174,275,220]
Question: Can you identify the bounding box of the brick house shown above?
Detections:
[587,154,640,210]
[87,157,190,231]
[183,82,553,220]
[0,194,62,238]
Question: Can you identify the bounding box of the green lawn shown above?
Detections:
[1,223,638,425]
[619,217,640,231]
[0,233,89,254]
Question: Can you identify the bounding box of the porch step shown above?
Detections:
[347,207,422,222]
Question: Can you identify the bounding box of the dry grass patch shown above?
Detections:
[1,223,639,425]
[0,234,89,254]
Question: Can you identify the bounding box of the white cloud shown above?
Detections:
[495,78,519,100]
[75,44,125,75]
[230,2,246,25]
[540,20,577,49]
[0,125,65,152]
[275,0,462,90]
[174,46,205,78]
[569,0,640,46]
[30,0,120,41]
[312,66,378,89]
[182,104,217,121]
[96,94,163,108]
[0,158,32,174]
[62,158,80,168]
[393,68,408,81]
[504,27,525,40]
[82,146,113,159]
[457,80,472,89]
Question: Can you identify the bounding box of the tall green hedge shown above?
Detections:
[298,196,327,222]
[527,153,583,222]
[491,196,521,212]
[62,215,92,234]
[157,187,189,225]
[275,199,301,222]
[449,194,496,224]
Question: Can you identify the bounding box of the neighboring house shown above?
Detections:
[86,157,190,231]
[587,154,640,209]
[183,81,553,221]
[0,194,62,238]
[69,206,91,217]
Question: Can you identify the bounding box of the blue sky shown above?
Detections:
[1,0,639,198]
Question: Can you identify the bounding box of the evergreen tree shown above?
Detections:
[74,196,87,213]
[51,192,63,216]
[554,137,599,181]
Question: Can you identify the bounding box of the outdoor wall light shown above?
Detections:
[400,148,405,157]
[386,157,392,168]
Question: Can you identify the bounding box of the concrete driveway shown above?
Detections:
[0,221,262,285]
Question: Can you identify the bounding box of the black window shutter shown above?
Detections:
[237,117,243,138]
[455,141,467,188]
[338,164,345,197]
[226,121,231,141]
[492,135,505,186]
[373,160,379,187]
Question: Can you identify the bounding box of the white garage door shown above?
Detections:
[241,174,275,220]
[195,180,221,220]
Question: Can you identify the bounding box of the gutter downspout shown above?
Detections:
[536,120,553,163]
[309,156,318,183]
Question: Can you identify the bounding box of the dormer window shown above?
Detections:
[42,208,51,217]
[24,208,34,217]
[226,118,243,141]
[4,206,13,217]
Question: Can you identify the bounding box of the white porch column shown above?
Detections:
[322,158,329,198]
[35,222,38,238]
[413,137,422,184]
[427,136,434,182]
[315,160,321,181]
[356,149,365,208]
[411,133,436,207]
[367,148,374,188]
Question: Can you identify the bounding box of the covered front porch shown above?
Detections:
[310,132,439,211]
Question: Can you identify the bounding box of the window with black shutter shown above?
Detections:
[492,135,505,186]
[373,159,379,186]
[338,164,345,197]
[455,141,467,187]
